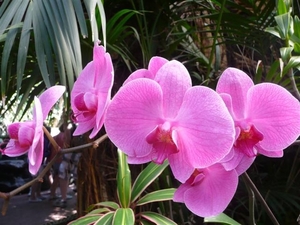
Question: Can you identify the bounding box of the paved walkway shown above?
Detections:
[0,189,77,225]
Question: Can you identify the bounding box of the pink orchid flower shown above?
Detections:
[105,57,235,182]
[3,86,65,175]
[71,44,114,138]
[173,163,238,217]
[216,67,300,174]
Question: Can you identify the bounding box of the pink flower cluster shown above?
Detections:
[4,44,300,217]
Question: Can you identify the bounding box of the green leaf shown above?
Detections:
[16,1,33,96]
[293,16,300,39]
[265,59,283,81]
[275,13,291,39]
[204,213,241,225]
[264,27,281,39]
[95,212,114,225]
[117,149,131,208]
[136,188,176,206]
[283,56,300,75]
[141,212,177,225]
[88,208,111,215]
[280,47,293,63]
[68,215,102,225]
[131,160,169,203]
[277,0,287,15]
[112,208,135,225]
[94,201,120,210]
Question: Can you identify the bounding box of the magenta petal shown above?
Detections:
[175,86,235,169]
[71,62,95,103]
[28,97,44,175]
[247,83,300,151]
[155,60,192,118]
[73,118,95,136]
[71,44,113,138]
[217,68,254,119]
[174,164,238,217]
[18,126,34,147]
[7,122,23,139]
[148,56,169,75]
[4,141,28,157]
[221,147,255,175]
[169,150,195,183]
[38,85,65,120]
[123,69,154,85]
[127,154,153,164]
[28,135,44,175]
[105,79,164,158]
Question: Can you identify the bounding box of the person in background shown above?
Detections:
[49,122,72,208]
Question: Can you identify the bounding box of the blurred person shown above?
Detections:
[49,122,72,208]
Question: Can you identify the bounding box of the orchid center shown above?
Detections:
[73,92,98,121]
[235,125,263,157]
[146,121,178,164]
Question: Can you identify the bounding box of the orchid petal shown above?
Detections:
[105,79,164,158]
[155,60,192,118]
[73,118,95,136]
[216,67,254,119]
[123,69,154,85]
[4,141,28,157]
[18,126,34,147]
[71,44,113,138]
[28,97,44,175]
[7,122,23,139]
[247,83,300,151]
[175,86,235,169]
[38,85,65,120]
[174,164,238,217]
[71,62,95,103]
[148,56,168,75]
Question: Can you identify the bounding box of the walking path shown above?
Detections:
[0,189,77,225]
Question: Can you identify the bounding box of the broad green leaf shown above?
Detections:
[95,212,114,225]
[88,208,111,215]
[141,212,177,225]
[280,47,293,63]
[131,160,169,203]
[283,56,300,75]
[264,27,281,38]
[112,208,135,225]
[277,0,287,15]
[136,188,176,206]
[68,215,102,225]
[94,201,120,210]
[275,13,291,39]
[117,150,131,208]
[204,213,241,225]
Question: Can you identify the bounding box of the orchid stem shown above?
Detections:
[242,172,279,225]
[0,133,108,215]
[242,174,256,225]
